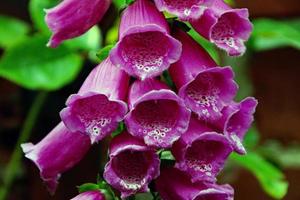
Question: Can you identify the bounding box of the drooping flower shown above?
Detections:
[124,78,191,148]
[103,132,160,198]
[21,122,91,194]
[71,191,105,200]
[172,117,233,182]
[153,0,213,21]
[156,167,234,200]
[46,0,112,47]
[216,97,258,154]
[169,29,238,121]
[60,58,129,144]
[109,0,182,80]
[190,0,253,56]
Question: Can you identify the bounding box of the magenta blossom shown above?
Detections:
[172,117,233,182]
[156,167,234,200]
[154,0,213,21]
[169,30,238,121]
[46,0,111,47]
[71,191,105,200]
[60,58,129,143]
[125,78,191,148]
[191,0,253,56]
[216,97,258,154]
[21,122,91,194]
[109,0,182,80]
[103,132,160,198]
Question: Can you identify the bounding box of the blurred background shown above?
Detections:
[0,0,300,199]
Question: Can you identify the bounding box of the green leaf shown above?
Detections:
[64,26,102,52]
[160,150,175,161]
[111,122,125,137]
[105,20,120,45]
[243,125,260,150]
[77,183,100,193]
[231,152,288,199]
[0,15,30,48]
[250,18,300,51]
[259,141,300,169]
[0,34,83,90]
[29,0,60,33]
[96,44,115,61]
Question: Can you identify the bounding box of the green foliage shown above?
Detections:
[0,35,83,90]
[96,44,115,61]
[231,152,288,199]
[29,0,60,34]
[250,18,300,51]
[259,141,300,169]
[0,15,30,48]
[111,122,125,137]
[78,183,100,193]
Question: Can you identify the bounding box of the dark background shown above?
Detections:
[0,0,300,199]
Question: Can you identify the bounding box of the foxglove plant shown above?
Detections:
[22,0,258,199]
[71,191,105,200]
[169,29,238,121]
[104,132,160,198]
[154,0,213,21]
[190,0,253,56]
[172,117,233,182]
[21,122,91,194]
[156,167,234,200]
[125,78,191,148]
[110,0,182,80]
[60,58,129,143]
[46,0,112,47]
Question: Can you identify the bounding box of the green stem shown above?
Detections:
[0,91,48,200]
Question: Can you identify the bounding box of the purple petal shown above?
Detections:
[60,58,129,143]
[45,0,111,47]
[103,132,160,198]
[156,167,234,200]
[109,0,182,80]
[125,79,191,148]
[154,0,213,20]
[191,0,253,56]
[71,191,105,200]
[21,122,91,194]
[220,97,258,154]
[170,30,238,121]
[172,117,233,182]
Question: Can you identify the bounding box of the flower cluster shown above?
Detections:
[22,0,257,199]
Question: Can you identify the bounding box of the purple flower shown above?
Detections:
[172,117,233,182]
[153,0,213,21]
[46,0,111,47]
[60,58,129,144]
[109,0,182,80]
[103,132,160,198]
[124,78,191,148]
[190,0,253,56]
[71,191,105,200]
[169,30,238,121]
[217,97,258,154]
[156,167,234,200]
[21,122,91,194]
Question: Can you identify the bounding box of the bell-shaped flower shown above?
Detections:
[21,122,91,194]
[169,30,238,121]
[190,0,253,56]
[46,0,112,47]
[156,167,234,200]
[172,117,233,182]
[153,0,213,21]
[124,78,191,148]
[71,191,105,200]
[60,58,129,144]
[109,0,182,80]
[103,132,160,198]
[216,97,258,154]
